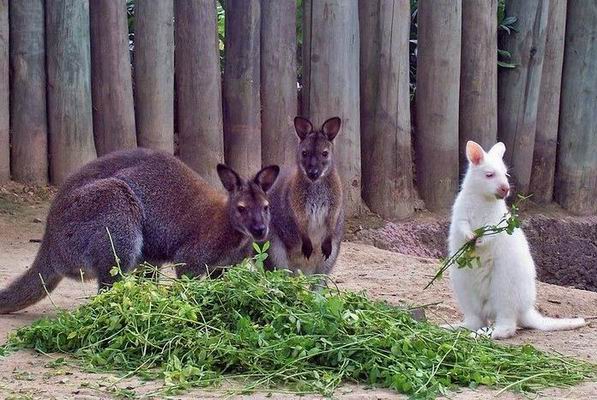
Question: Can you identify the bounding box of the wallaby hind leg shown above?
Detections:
[50,178,144,292]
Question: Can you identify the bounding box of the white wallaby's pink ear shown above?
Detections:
[466,141,485,166]
[488,142,506,159]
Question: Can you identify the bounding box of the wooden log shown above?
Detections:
[134,0,174,153]
[260,0,297,166]
[415,0,461,211]
[46,0,97,185]
[9,0,48,184]
[555,0,597,215]
[497,0,548,195]
[302,0,362,215]
[175,0,224,186]
[0,0,8,181]
[359,0,413,219]
[459,0,497,175]
[529,0,566,203]
[223,0,261,177]
[301,0,312,117]
[90,0,137,156]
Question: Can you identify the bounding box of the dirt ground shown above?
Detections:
[346,205,597,292]
[0,189,595,399]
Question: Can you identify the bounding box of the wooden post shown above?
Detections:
[175,0,224,186]
[415,0,461,211]
[134,0,174,153]
[359,0,413,219]
[90,0,137,156]
[529,0,566,203]
[223,0,261,177]
[497,0,548,195]
[555,0,597,215]
[46,0,97,185]
[0,0,8,181]
[9,0,48,184]
[260,0,297,167]
[303,0,362,215]
[459,0,497,175]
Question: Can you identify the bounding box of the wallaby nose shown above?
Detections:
[307,169,319,181]
[497,184,510,198]
[251,224,267,239]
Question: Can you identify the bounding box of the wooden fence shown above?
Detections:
[0,0,595,217]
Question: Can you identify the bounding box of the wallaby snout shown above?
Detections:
[496,183,510,199]
[250,223,268,241]
[306,167,320,181]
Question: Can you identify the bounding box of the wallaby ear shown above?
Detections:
[466,141,485,166]
[253,165,280,193]
[488,142,506,159]
[322,117,341,141]
[217,164,242,192]
[294,116,313,140]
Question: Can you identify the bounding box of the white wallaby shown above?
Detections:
[446,140,586,339]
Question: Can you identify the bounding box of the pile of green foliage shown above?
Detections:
[2,246,594,398]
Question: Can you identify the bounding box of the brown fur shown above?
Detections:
[0,148,279,313]
[266,117,345,275]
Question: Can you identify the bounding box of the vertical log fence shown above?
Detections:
[415,0,461,212]
[9,0,48,184]
[260,0,297,168]
[0,0,594,216]
[359,0,414,219]
[555,0,597,215]
[497,0,549,196]
[459,0,497,176]
[0,0,8,182]
[529,0,567,204]
[303,0,362,215]
[90,0,137,156]
[134,0,174,153]
[175,0,224,187]
[223,0,261,178]
[46,0,97,185]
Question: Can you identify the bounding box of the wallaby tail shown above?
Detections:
[0,247,62,314]
[521,309,586,332]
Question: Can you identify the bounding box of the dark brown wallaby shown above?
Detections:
[266,116,345,275]
[0,148,279,314]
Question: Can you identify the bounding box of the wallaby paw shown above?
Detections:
[491,325,517,340]
[301,239,313,259]
[321,237,332,260]
[469,326,494,339]
[475,236,488,247]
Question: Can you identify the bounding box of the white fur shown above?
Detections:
[446,141,586,339]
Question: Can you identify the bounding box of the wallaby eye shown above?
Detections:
[485,172,495,178]
[302,150,308,157]
[237,205,246,213]
[263,204,270,212]
[322,151,329,158]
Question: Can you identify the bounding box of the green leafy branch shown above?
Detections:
[425,195,530,290]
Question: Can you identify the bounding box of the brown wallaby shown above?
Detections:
[266,116,345,275]
[0,148,279,314]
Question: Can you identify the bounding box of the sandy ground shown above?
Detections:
[0,195,595,399]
